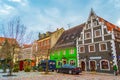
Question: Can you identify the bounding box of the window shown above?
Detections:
[58,61,62,66]
[100,43,107,51]
[85,32,91,39]
[89,45,95,52]
[63,50,66,55]
[70,49,74,54]
[58,51,60,55]
[94,29,101,37]
[100,60,110,70]
[93,21,97,27]
[70,60,75,66]
[86,23,91,29]
[79,46,85,53]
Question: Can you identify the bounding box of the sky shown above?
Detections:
[0,0,120,40]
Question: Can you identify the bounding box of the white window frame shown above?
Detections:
[85,32,91,39]
[86,23,91,30]
[99,43,107,51]
[100,60,110,71]
[79,46,85,53]
[88,44,95,52]
[94,29,101,38]
[89,60,97,70]
[93,21,97,27]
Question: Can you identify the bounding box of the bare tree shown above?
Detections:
[0,17,33,76]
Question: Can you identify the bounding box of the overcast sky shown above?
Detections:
[0,0,120,35]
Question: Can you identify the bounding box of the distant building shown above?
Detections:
[0,37,20,63]
[36,28,64,64]
[20,44,32,60]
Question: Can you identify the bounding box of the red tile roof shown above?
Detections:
[0,37,18,46]
[98,17,119,31]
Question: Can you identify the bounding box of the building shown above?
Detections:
[20,44,32,60]
[77,9,120,73]
[0,37,20,63]
[50,24,84,68]
[37,28,64,62]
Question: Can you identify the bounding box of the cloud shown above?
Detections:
[0,4,15,15]
[8,0,28,6]
[117,19,120,26]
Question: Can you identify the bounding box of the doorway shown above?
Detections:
[89,60,96,71]
[81,61,85,71]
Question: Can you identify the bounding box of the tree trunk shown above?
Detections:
[3,59,7,73]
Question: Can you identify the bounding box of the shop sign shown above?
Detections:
[90,56,101,60]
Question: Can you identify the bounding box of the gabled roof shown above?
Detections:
[53,23,85,49]
[87,9,120,32]
[98,16,120,31]
[0,37,18,46]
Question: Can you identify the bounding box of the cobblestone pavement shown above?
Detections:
[0,70,120,80]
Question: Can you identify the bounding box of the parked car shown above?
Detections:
[38,60,56,71]
[56,64,82,74]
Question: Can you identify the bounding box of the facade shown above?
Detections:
[0,37,20,63]
[20,44,32,60]
[37,28,64,62]
[50,24,84,68]
[77,9,120,73]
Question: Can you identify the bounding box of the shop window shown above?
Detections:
[70,60,75,65]
[100,60,110,70]
[58,61,62,66]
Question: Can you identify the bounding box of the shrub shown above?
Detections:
[24,66,31,72]
[32,66,38,71]
[38,66,43,72]
[13,63,19,72]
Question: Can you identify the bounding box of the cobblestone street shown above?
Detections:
[0,70,120,80]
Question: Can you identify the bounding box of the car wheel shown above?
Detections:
[69,70,72,74]
[56,69,59,73]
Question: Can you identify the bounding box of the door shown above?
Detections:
[90,61,96,71]
[81,61,85,71]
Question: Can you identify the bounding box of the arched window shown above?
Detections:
[100,60,110,70]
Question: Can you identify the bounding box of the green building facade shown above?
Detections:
[50,24,84,68]
[50,47,77,68]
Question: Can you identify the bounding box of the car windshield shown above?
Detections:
[62,64,76,68]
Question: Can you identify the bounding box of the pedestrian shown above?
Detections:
[113,65,118,76]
